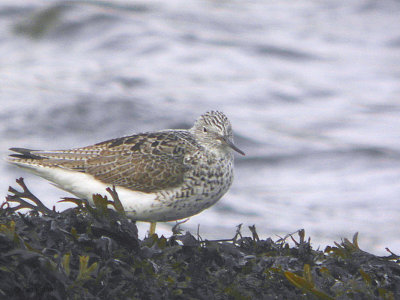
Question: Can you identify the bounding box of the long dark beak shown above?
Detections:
[223,137,245,156]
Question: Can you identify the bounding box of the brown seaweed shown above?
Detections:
[0,178,399,299]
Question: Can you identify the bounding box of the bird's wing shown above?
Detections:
[9,131,198,193]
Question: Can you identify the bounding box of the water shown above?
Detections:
[1,0,400,255]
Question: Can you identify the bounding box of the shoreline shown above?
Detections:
[1,178,399,299]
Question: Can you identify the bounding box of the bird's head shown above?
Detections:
[190,111,245,156]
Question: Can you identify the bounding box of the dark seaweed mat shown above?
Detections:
[1,179,400,299]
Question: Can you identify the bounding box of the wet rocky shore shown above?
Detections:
[1,178,399,299]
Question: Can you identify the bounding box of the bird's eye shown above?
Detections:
[203,127,207,133]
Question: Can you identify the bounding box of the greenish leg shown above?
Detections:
[149,222,157,235]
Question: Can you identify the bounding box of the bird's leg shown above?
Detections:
[149,222,157,235]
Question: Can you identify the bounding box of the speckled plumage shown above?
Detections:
[8,111,244,222]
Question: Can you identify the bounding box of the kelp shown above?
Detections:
[0,178,399,299]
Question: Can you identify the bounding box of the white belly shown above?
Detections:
[10,161,230,222]
[11,162,159,217]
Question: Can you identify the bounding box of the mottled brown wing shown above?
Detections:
[10,131,198,193]
[77,131,196,193]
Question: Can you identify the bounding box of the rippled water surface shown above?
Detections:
[1,0,400,254]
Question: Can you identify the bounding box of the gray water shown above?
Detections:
[1,0,400,255]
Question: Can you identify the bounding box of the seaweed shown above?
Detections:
[1,178,399,299]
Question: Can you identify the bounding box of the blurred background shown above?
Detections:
[1,0,400,255]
